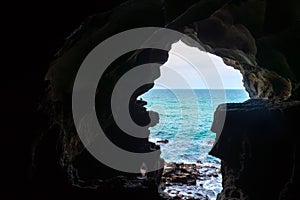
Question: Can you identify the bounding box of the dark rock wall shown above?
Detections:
[34,1,167,199]
[168,0,299,100]
[210,100,300,199]
[25,0,300,199]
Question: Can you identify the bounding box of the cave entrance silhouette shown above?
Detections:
[139,41,249,199]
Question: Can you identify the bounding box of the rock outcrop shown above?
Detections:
[161,162,222,199]
[210,100,300,199]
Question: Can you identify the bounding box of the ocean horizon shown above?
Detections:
[141,89,249,164]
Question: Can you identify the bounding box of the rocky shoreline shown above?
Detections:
[160,162,222,200]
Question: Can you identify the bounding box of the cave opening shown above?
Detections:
[140,41,249,199]
[32,0,299,199]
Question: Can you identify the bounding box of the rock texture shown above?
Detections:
[29,0,300,199]
[167,0,299,100]
[161,162,222,199]
[33,1,167,199]
[210,100,300,199]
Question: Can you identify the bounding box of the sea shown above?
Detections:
[141,89,249,164]
[140,89,249,199]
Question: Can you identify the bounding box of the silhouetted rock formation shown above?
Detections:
[210,100,300,199]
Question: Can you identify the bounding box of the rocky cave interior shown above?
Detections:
[22,0,299,200]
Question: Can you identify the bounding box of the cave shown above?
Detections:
[15,0,299,200]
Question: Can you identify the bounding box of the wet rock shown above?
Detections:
[162,162,221,199]
[157,139,169,144]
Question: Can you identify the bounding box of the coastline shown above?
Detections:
[160,161,222,200]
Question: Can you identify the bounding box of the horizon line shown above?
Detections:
[150,88,247,90]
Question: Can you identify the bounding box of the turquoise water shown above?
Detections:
[141,89,249,163]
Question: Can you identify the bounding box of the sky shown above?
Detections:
[153,41,245,89]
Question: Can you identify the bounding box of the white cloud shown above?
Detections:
[154,41,245,89]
